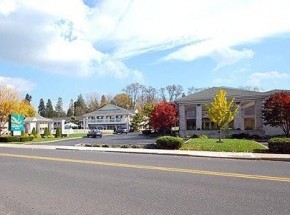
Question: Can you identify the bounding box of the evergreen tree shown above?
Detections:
[55,97,66,117]
[45,99,55,118]
[25,94,32,104]
[67,99,74,117]
[74,94,87,116]
[38,98,46,117]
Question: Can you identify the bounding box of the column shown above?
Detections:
[48,122,53,134]
[196,104,202,130]
[255,100,263,130]
[234,102,242,130]
[178,104,186,132]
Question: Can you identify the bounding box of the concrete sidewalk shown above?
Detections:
[1,143,290,162]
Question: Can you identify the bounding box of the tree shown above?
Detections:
[112,93,131,109]
[55,97,66,117]
[86,93,99,113]
[131,113,144,131]
[131,103,154,131]
[67,99,74,117]
[38,98,46,117]
[100,95,109,108]
[123,83,143,108]
[25,94,32,104]
[150,102,178,134]
[165,85,184,102]
[144,86,158,103]
[74,94,87,116]
[45,99,55,118]
[206,89,238,142]
[159,87,167,101]
[17,100,35,117]
[262,92,290,137]
[0,87,35,134]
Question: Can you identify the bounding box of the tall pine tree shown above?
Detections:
[74,94,87,116]
[25,94,32,104]
[46,99,55,118]
[38,98,46,117]
[55,97,66,117]
[67,99,74,117]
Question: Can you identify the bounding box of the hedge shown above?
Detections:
[268,138,290,154]
[0,136,34,142]
[156,136,184,150]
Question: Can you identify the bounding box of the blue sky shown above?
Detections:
[0,0,290,109]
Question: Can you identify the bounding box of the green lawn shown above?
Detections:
[181,138,266,152]
[31,133,87,143]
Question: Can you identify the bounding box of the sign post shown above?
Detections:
[9,114,25,136]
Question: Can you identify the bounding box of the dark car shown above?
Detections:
[116,127,128,134]
[87,129,102,138]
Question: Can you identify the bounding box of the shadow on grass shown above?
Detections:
[143,143,157,149]
[253,149,270,153]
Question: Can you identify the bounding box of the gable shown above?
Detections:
[84,104,134,116]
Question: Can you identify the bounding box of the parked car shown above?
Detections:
[87,129,103,138]
[116,127,128,134]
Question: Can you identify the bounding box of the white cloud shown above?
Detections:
[211,48,254,70]
[0,0,290,78]
[0,0,17,16]
[0,0,143,81]
[246,71,290,87]
[0,76,35,92]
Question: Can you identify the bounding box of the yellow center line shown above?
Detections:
[1,153,290,183]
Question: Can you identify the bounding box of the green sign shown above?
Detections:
[9,114,25,132]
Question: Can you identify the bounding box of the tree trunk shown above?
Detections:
[217,127,222,143]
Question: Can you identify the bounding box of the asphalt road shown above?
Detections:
[0,147,290,215]
[38,132,156,146]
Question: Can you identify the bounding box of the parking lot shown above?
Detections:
[38,132,156,146]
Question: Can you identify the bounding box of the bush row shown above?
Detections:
[231,133,262,140]
[156,136,184,149]
[0,136,34,142]
[268,138,290,154]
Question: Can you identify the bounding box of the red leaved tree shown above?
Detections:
[262,92,290,137]
[150,102,178,133]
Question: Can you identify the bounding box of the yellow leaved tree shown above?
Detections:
[0,86,35,135]
[206,89,238,142]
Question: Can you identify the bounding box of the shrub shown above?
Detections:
[31,127,37,136]
[43,128,49,137]
[156,136,184,150]
[0,136,33,142]
[48,134,55,138]
[20,136,32,142]
[142,129,153,135]
[231,133,251,139]
[191,134,199,138]
[198,135,208,139]
[268,138,290,154]
[34,133,42,139]
[22,133,30,137]
[55,128,62,138]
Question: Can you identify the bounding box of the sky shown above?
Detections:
[1,0,290,109]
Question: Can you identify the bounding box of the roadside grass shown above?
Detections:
[31,133,87,143]
[181,138,266,153]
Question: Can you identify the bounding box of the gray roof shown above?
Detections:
[25,113,53,122]
[83,104,135,116]
[52,116,83,121]
[176,87,288,104]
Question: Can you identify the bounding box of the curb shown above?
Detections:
[1,144,290,162]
